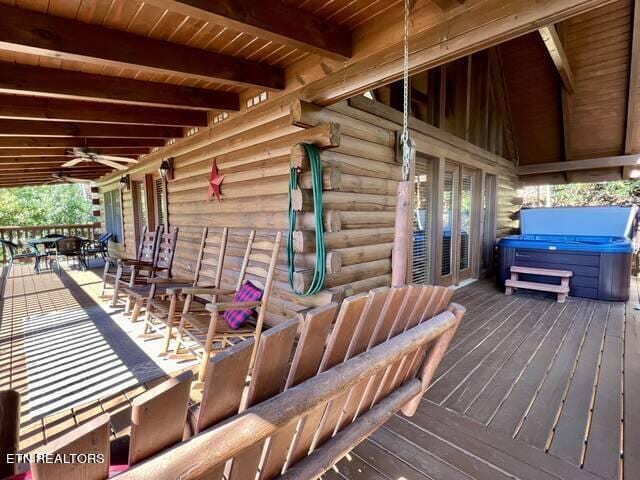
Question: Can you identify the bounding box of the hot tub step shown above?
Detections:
[510,266,573,278]
[505,279,570,302]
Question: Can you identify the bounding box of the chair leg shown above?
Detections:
[111,280,120,307]
[198,312,219,383]
[130,298,143,323]
[100,263,109,296]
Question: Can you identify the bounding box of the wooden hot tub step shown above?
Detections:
[505,279,570,302]
[509,266,573,278]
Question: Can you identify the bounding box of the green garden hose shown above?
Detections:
[288,143,326,296]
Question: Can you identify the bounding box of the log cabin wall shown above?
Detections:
[96,64,519,323]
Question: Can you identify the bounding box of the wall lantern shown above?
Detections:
[119,175,130,191]
[159,157,174,179]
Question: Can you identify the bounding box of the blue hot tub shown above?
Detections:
[498,206,637,301]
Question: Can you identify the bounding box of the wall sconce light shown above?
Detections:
[159,157,174,179]
[119,175,130,191]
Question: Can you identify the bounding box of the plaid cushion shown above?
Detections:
[223,281,263,330]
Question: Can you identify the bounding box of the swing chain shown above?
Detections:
[400,0,411,181]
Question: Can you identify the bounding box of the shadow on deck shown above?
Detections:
[330,279,638,480]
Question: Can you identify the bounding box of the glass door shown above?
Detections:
[438,162,478,286]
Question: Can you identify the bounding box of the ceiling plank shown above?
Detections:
[625,0,640,155]
[143,0,351,60]
[0,119,183,138]
[431,0,465,11]
[538,25,575,93]
[0,94,208,127]
[0,62,239,110]
[0,148,147,157]
[0,4,283,90]
[0,138,165,148]
[517,154,640,175]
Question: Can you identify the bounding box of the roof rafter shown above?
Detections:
[0,148,147,158]
[0,119,183,139]
[0,94,208,127]
[538,25,575,93]
[142,0,352,60]
[0,138,166,148]
[0,62,239,110]
[0,4,284,90]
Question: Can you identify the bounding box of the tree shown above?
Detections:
[0,184,94,226]
[520,180,640,207]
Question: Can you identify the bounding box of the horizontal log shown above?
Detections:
[342,274,393,297]
[333,135,395,164]
[293,258,391,291]
[298,167,342,191]
[290,251,342,275]
[339,211,396,229]
[216,122,341,171]
[290,100,395,147]
[338,174,398,195]
[291,145,402,180]
[295,190,397,212]
[337,243,394,266]
[169,175,289,200]
[293,228,395,253]
[170,194,288,214]
[0,94,208,127]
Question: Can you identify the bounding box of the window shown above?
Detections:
[246,91,267,108]
[212,112,229,124]
[412,154,435,284]
[482,174,497,272]
[132,180,149,245]
[155,178,166,227]
[186,127,199,136]
[103,190,122,243]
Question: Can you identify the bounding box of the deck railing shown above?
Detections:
[0,223,101,263]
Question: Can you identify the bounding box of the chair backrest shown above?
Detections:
[153,227,179,275]
[136,225,161,262]
[128,371,193,466]
[0,239,18,260]
[56,236,83,254]
[98,232,113,245]
[193,227,229,288]
[114,285,462,480]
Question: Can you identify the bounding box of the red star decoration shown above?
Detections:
[208,159,224,201]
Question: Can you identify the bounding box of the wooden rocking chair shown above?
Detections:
[100,225,160,299]
[173,231,282,383]
[119,227,180,320]
[113,227,178,309]
[140,227,229,355]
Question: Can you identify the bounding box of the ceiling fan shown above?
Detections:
[62,147,139,171]
[45,172,94,185]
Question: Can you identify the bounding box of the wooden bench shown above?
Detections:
[505,266,572,303]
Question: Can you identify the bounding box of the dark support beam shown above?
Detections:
[0,119,183,138]
[431,0,465,11]
[0,148,147,157]
[517,154,640,175]
[538,25,575,93]
[0,4,283,90]
[0,138,165,148]
[625,0,640,155]
[0,157,137,165]
[0,166,112,174]
[142,0,351,60]
[0,62,239,110]
[0,94,208,127]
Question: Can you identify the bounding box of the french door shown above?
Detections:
[438,162,478,286]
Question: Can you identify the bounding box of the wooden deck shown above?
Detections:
[329,278,639,480]
[2,263,638,479]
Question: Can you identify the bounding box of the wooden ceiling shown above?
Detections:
[0,0,398,187]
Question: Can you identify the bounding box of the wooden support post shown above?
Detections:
[400,303,465,416]
[0,390,20,479]
[392,180,412,287]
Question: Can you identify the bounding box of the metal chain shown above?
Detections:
[400,0,411,181]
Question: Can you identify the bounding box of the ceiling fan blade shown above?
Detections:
[61,176,93,184]
[97,155,139,164]
[61,158,85,167]
[96,158,128,170]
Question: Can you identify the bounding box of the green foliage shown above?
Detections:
[0,184,94,226]
[521,180,640,207]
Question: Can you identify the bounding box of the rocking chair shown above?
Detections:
[172,231,282,383]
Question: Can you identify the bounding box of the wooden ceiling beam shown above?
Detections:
[0,119,183,138]
[0,148,147,157]
[0,138,165,148]
[142,0,351,60]
[517,154,640,175]
[0,94,208,127]
[538,25,575,93]
[0,4,283,90]
[431,0,465,11]
[625,0,640,155]
[0,167,112,174]
[0,62,239,110]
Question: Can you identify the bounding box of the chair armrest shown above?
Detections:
[205,301,262,312]
[146,277,192,285]
[118,259,152,266]
[136,264,166,272]
[181,287,234,295]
